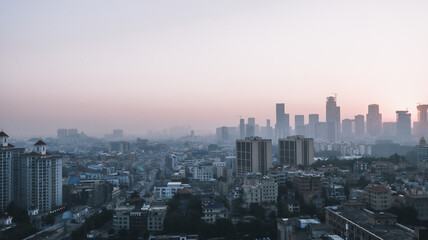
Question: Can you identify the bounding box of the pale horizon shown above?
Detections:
[2,1,428,138]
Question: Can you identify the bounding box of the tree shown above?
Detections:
[118,229,128,239]
[388,206,418,225]
[6,202,30,224]
[45,214,55,225]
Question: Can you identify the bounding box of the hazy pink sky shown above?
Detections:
[1,1,428,137]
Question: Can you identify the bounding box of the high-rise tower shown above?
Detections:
[0,131,24,212]
[396,110,411,141]
[366,104,382,137]
[326,96,340,142]
[276,103,285,140]
[354,115,365,136]
[236,137,272,177]
[416,104,428,137]
[18,140,62,212]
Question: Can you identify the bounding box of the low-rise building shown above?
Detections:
[284,199,300,214]
[154,182,191,200]
[325,185,346,201]
[192,163,213,182]
[325,205,417,240]
[365,185,392,210]
[130,205,149,234]
[293,174,323,207]
[148,234,198,240]
[0,213,13,226]
[277,217,336,240]
[113,205,135,231]
[201,201,229,223]
[148,205,167,232]
[242,173,278,205]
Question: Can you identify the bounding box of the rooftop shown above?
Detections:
[34,140,46,146]
[0,131,9,137]
[365,185,390,192]
[326,207,414,240]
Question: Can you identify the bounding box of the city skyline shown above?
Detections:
[2,1,428,137]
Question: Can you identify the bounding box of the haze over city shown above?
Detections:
[3,2,428,240]
[2,0,428,137]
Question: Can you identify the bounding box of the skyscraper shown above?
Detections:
[57,129,68,139]
[366,104,382,137]
[278,135,314,166]
[354,115,365,136]
[236,137,272,177]
[246,117,256,137]
[239,118,245,139]
[342,119,353,138]
[0,131,24,212]
[261,119,273,139]
[396,110,411,140]
[415,104,428,137]
[326,96,340,142]
[216,126,229,143]
[307,114,319,138]
[295,115,305,136]
[276,103,286,140]
[284,113,290,137]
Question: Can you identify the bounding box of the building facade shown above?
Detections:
[367,104,382,137]
[278,136,314,166]
[18,140,63,213]
[0,131,24,212]
[236,137,272,177]
[365,185,392,211]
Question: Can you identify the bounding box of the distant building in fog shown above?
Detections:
[366,104,382,137]
[354,115,365,136]
[113,129,123,139]
[276,103,290,140]
[109,141,130,153]
[239,118,245,139]
[415,104,428,137]
[246,117,256,137]
[315,122,327,140]
[326,96,340,142]
[261,119,273,139]
[307,114,319,138]
[396,110,411,140]
[382,122,396,137]
[276,103,286,140]
[295,115,305,136]
[341,119,353,138]
[216,126,229,143]
[57,128,68,139]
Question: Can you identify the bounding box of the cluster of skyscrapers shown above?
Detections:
[220,97,428,144]
[0,131,62,213]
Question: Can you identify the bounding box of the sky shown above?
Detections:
[1,1,428,138]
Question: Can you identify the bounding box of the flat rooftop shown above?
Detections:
[328,208,414,240]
